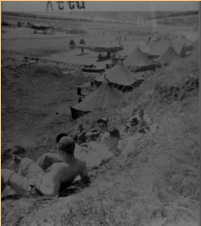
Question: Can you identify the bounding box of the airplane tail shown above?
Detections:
[70,39,86,53]
[80,38,85,45]
[69,40,75,50]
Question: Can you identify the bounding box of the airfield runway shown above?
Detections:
[1,14,167,68]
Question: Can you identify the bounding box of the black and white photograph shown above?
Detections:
[1,1,200,225]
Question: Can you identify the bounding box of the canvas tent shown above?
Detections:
[148,40,170,59]
[155,45,181,65]
[171,36,186,57]
[94,64,136,92]
[174,32,197,55]
[123,45,155,72]
[70,82,122,119]
[139,43,151,54]
[176,32,198,43]
[149,37,192,59]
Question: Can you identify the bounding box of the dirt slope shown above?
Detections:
[1,60,89,164]
[1,12,199,226]
[1,50,199,226]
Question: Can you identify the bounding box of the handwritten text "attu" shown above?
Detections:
[46,1,85,11]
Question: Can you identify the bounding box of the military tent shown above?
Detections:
[171,39,185,57]
[171,36,188,57]
[149,37,193,59]
[155,45,181,65]
[139,43,151,54]
[173,32,197,54]
[94,64,136,92]
[148,40,170,59]
[123,45,155,72]
[70,82,122,119]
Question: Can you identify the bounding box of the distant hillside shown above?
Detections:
[2,10,199,24]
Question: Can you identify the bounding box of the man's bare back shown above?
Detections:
[36,159,87,196]
[2,137,89,197]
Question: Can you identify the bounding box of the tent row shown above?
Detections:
[122,37,190,69]
[70,36,194,120]
[71,64,145,119]
[148,36,194,59]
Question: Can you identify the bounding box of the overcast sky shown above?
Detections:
[1,1,199,12]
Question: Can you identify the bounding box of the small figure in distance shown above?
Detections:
[2,136,89,197]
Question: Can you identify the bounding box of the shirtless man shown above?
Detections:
[1,136,89,197]
[33,128,121,171]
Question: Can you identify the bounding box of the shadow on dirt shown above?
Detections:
[75,53,89,56]
[1,194,21,201]
[96,57,111,62]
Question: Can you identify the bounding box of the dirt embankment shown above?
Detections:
[1,59,90,164]
[1,49,199,226]
[1,12,199,226]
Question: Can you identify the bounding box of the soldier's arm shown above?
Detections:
[37,164,64,197]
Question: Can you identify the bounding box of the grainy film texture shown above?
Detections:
[1,2,200,226]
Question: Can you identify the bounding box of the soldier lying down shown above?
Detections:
[1,136,89,197]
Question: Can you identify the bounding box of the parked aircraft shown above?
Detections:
[1,21,14,28]
[69,39,124,59]
[29,23,55,34]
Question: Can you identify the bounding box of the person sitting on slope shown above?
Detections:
[35,128,121,171]
[84,118,109,148]
[105,127,121,156]
[2,136,89,197]
[72,124,87,145]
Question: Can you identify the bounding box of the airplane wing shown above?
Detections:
[99,41,123,52]
[31,23,42,27]
[69,39,123,55]
[89,46,109,52]
[40,23,51,28]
